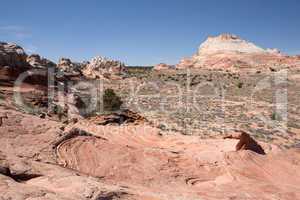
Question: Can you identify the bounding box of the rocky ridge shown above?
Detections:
[0,42,126,80]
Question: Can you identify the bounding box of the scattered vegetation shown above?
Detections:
[103,88,123,112]
[238,82,243,88]
[124,66,153,78]
[271,112,282,121]
[0,92,4,100]
[52,104,67,121]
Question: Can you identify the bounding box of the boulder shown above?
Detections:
[223,130,266,154]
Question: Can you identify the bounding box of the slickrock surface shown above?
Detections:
[55,123,300,200]
[0,103,299,200]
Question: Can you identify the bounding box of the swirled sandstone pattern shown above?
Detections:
[55,124,300,199]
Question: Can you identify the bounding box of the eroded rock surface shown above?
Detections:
[54,122,300,200]
[0,100,299,200]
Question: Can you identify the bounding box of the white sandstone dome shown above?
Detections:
[197,34,267,55]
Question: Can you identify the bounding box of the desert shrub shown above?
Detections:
[271,112,282,121]
[238,82,243,88]
[52,104,66,121]
[0,92,4,100]
[269,67,276,72]
[103,88,123,112]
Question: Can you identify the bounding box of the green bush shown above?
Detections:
[103,89,123,111]
[238,82,243,88]
[0,92,4,100]
[271,112,282,121]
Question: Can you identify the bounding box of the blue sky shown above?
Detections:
[1,0,300,65]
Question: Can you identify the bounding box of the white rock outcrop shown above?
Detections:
[82,56,125,79]
[57,57,83,74]
[197,34,266,55]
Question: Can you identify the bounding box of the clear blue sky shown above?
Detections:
[1,0,300,65]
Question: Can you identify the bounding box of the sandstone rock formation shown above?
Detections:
[54,123,300,200]
[82,56,125,79]
[0,42,27,68]
[1,42,127,82]
[198,34,269,55]
[223,130,266,154]
[57,57,83,74]
[154,63,175,70]
[177,33,300,70]
[26,54,56,69]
